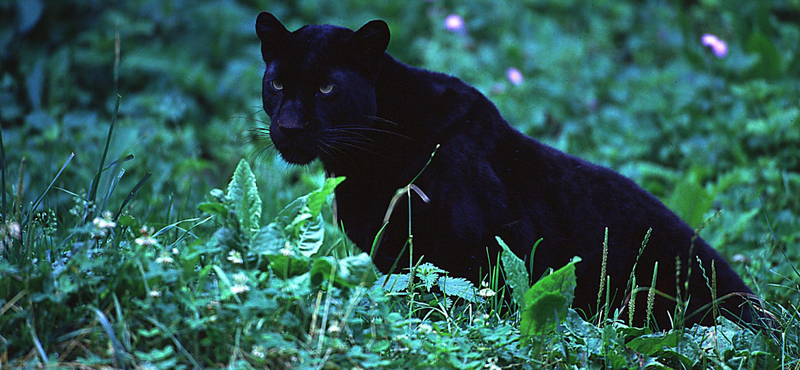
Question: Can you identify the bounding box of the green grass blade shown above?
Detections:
[91,307,129,369]
[27,317,49,365]
[100,168,124,215]
[86,94,121,225]
[144,316,204,370]
[22,152,75,225]
[113,173,151,221]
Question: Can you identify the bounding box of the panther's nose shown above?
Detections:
[277,117,304,140]
[279,125,303,140]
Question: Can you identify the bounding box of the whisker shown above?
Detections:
[228,109,266,122]
[321,133,376,145]
[323,128,374,142]
[364,115,403,127]
[319,140,353,162]
[316,141,338,163]
[321,137,382,152]
[247,144,277,166]
[326,125,412,141]
[324,139,392,160]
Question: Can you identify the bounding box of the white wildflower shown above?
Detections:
[251,345,266,359]
[478,287,496,298]
[280,242,295,257]
[417,323,433,334]
[7,222,20,239]
[484,357,501,370]
[732,254,749,263]
[156,252,173,264]
[233,272,248,283]
[327,320,341,334]
[93,217,116,230]
[231,284,250,294]
[227,250,244,264]
[149,290,161,298]
[140,225,154,236]
[231,272,250,294]
[135,236,157,246]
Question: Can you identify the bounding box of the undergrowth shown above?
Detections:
[0,140,797,368]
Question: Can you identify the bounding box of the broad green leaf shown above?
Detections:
[296,214,324,258]
[307,176,345,217]
[417,262,445,291]
[340,253,378,286]
[437,276,478,303]
[520,256,581,338]
[197,202,227,217]
[310,253,377,287]
[249,177,348,276]
[745,31,783,79]
[376,274,410,293]
[564,310,603,354]
[226,159,262,238]
[497,236,531,308]
[250,224,286,256]
[274,197,308,229]
[626,331,685,355]
[134,345,175,362]
[268,253,311,279]
[667,172,713,228]
[310,257,337,286]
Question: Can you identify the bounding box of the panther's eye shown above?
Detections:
[319,84,335,95]
[270,80,283,91]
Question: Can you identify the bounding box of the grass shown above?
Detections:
[0,133,797,368]
[2,0,800,368]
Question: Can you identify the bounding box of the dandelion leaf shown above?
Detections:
[311,253,377,287]
[497,236,531,307]
[227,159,262,237]
[307,176,345,217]
[520,256,580,338]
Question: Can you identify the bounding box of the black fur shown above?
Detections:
[255,12,757,328]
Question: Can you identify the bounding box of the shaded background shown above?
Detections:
[1,0,799,305]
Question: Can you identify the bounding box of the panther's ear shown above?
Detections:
[350,20,390,54]
[256,12,290,61]
[346,20,390,78]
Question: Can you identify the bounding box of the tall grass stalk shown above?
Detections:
[624,228,651,305]
[646,262,659,330]
[629,275,637,326]
[84,95,121,227]
[597,227,608,322]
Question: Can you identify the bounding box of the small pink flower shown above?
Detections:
[506,67,524,86]
[444,14,464,32]
[701,34,728,58]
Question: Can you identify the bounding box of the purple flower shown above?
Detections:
[506,67,524,86]
[701,34,728,58]
[444,14,464,32]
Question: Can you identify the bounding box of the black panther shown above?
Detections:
[255,12,757,328]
